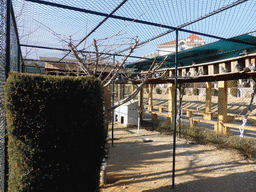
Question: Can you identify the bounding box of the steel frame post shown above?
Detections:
[5,0,10,79]
[5,1,11,191]
[111,55,116,147]
[172,29,179,189]
[178,83,182,138]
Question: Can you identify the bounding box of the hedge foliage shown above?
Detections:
[230,87,238,97]
[5,72,107,192]
[192,87,199,95]
[155,87,162,94]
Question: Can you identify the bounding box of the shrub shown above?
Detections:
[211,88,218,96]
[192,87,199,95]
[155,87,162,94]
[230,87,238,97]
[5,72,107,192]
[228,80,237,87]
[152,121,256,160]
[243,81,250,87]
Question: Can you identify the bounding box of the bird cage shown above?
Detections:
[114,100,138,126]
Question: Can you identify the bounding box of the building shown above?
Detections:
[156,34,205,56]
[140,34,205,60]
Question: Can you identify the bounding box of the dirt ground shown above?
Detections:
[100,123,256,192]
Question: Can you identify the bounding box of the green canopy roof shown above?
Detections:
[126,34,256,71]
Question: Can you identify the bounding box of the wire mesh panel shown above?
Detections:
[0,1,22,190]
[0,0,6,191]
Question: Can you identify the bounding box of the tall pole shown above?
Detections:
[5,1,11,191]
[5,0,10,78]
[111,55,116,147]
[172,29,179,189]
[178,83,182,138]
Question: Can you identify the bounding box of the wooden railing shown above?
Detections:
[146,105,256,132]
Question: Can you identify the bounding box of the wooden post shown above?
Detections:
[251,57,256,66]
[208,65,214,75]
[117,84,121,101]
[204,82,212,120]
[148,84,153,111]
[167,83,175,124]
[121,84,125,99]
[186,110,192,117]
[189,118,197,127]
[219,62,231,74]
[217,81,229,134]
[245,57,250,68]
[231,60,238,72]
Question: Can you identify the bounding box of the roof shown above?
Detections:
[126,34,256,72]
[157,34,204,47]
[187,34,204,42]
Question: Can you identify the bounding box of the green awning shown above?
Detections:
[126,34,256,71]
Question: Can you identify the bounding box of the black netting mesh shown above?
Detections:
[0,1,6,190]
[0,1,22,190]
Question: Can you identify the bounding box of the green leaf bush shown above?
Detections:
[230,87,238,97]
[5,72,107,192]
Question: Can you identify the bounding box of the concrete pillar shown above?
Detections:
[148,84,153,111]
[167,83,175,124]
[216,81,229,134]
[204,82,213,120]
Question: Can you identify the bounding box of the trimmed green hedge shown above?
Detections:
[230,87,238,97]
[5,72,107,192]
[192,87,199,95]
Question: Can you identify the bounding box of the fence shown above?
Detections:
[0,1,22,191]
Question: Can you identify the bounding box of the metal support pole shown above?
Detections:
[172,29,179,189]
[178,83,182,138]
[111,55,116,147]
[139,87,143,127]
[5,1,11,191]
[5,0,10,78]
[17,46,20,72]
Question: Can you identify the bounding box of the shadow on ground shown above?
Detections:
[143,171,256,192]
[102,126,256,192]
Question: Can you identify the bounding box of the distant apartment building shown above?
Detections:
[141,34,205,59]
[157,34,205,56]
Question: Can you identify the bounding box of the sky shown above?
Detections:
[11,0,256,63]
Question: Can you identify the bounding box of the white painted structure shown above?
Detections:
[114,100,138,126]
[157,34,205,56]
[140,34,205,60]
